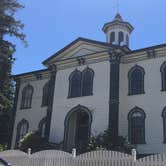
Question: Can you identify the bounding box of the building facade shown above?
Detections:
[11,13,166,154]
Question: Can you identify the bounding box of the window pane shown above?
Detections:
[82,70,93,96]
[110,32,115,43]
[42,82,49,106]
[163,67,166,90]
[129,110,145,144]
[69,71,81,97]
[21,85,33,108]
[129,68,144,95]
[119,31,124,45]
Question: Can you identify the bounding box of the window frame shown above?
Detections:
[81,67,94,97]
[118,31,124,45]
[68,67,94,98]
[110,31,115,44]
[128,107,146,145]
[162,107,166,143]
[160,62,166,91]
[68,69,82,98]
[38,117,47,138]
[41,82,50,107]
[15,119,29,147]
[20,84,34,109]
[128,65,145,96]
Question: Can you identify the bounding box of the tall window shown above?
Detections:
[82,68,94,96]
[160,62,166,91]
[21,84,33,109]
[68,68,94,98]
[128,107,146,144]
[128,65,145,95]
[110,32,115,44]
[38,117,46,138]
[42,82,49,106]
[162,107,166,143]
[16,119,29,147]
[68,70,82,98]
[118,31,124,45]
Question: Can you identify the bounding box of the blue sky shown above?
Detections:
[13,0,166,74]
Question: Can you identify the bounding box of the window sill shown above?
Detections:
[131,142,146,145]
[68,94,93,99]
[20,107,32,110]
[161,89,166,92]
[41,104,48,107]
[128,92,145,96]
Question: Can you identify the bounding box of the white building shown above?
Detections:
[11,13,166,154]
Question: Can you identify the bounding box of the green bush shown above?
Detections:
[79,129,135,154]
[19,131,53,153]
[0,144,7,152]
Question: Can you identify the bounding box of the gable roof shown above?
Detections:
[42,37,130,66]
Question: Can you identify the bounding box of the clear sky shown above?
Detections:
[13,0,166,75]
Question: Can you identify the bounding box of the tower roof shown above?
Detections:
[102,13,134,33]
[114,13,123,21]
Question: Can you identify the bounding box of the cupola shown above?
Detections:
[102,13,134,47]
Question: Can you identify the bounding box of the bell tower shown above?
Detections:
[102,13,134,47]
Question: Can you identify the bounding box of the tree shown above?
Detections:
[0,0,26,146]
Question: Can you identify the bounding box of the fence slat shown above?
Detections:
[1,149,166,166]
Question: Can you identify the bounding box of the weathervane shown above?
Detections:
[113,0,120,13]
[116,0,120,13]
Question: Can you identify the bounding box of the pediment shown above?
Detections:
[69,48,97,58]
[43,38,111,65]
[59,44,106,60]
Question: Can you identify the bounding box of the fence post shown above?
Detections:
[72,148,76,157]
[27,148,31,155]
[131,149,136,162]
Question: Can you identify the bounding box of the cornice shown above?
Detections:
[121,46,166,63]
[55,51,110,70]
[14,70,51,83]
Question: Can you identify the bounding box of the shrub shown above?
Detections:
[0,144,7,152]
[79,129,135,154]
[19,131,53,153]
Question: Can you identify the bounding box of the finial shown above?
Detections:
[114,13,123,21]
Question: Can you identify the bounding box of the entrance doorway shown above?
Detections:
[64,105,92,152]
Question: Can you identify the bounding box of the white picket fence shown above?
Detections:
[0,149,166,166]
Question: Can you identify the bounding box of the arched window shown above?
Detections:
[160,62,166,91]
[68,70,82,98]
[162,107,166,143]
[82,68,94,96]
[128,65,145,95]
[38,117,47,138]
[110,32,115,44]
[21,84,33,109]
[68,68,94,98]
[42,82,49,106]
[118,31,124,45]
[16,119,29,147]
[128,107,146,144]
